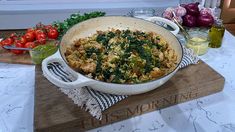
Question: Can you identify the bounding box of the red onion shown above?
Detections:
[182,14,197,27]
[180,4,187,8]
[200,8,216,20]
[200,8,213,16]
[184,2,200,16]
[197,14,214,27]
[175,6,187,17]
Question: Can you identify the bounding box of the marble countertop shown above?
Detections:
[0,31,235,132]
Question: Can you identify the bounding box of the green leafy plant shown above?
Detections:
[53,11,106,40]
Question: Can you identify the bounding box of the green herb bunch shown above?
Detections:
[53,11,106,40]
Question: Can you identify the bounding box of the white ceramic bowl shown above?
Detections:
[42,16,183,95]
[145,16,180,35]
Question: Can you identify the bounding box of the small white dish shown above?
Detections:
[145,17,180,35]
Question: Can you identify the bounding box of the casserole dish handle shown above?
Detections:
[42,50,92,89]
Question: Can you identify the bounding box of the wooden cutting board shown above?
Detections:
[34,60,225,132]
[0,47,33,64]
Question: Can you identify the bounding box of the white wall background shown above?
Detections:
[0,0,179,29]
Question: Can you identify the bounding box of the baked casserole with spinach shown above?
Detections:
[65,29,178,84]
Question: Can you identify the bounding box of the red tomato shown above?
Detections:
[45,25,53,30]
[24,32,35,42]
[1,38,13,47]
[36,32,46,40]
[24,42,36,49]
[38,38,46,44]
[19,36,27,44]
[27,28,35,33]
[35,29,44,36]
[47,28,59,39]
[15,42,24,48]
[10,33,17,40]
[36,33,47,44]
[11,42,24,54]
[11,49,24,54]
[14,39,20,44]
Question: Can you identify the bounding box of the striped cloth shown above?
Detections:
[45,45,198,119]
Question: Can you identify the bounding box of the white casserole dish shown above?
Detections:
[42,16,183,95]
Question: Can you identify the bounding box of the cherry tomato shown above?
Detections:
[36,33,47,44]
[27,28,35,33]
[36,32,46,40]
[38,39,46,44]
[24,32,35,42]
[35,29,44,36]
[47,28,59,39]
[0,40,2,46]
[1,38,13,47]
[24,42,36,49]
[10,33,17,40]
[11,49,24,54]
[16,42,24,48]
[45,25,53,30]
[14,39,20,44]
[19,36,27,44]
[11,42,24,54]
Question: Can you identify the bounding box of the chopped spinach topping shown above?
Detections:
[107,31,115,38]
[66,29,177,84]
[112,68,123,83]
[86,47,100,58]
[95,54,102,74]
[103,68,112,81]
[96,34,109,46]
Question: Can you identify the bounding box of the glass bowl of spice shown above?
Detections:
[186,30,209,56]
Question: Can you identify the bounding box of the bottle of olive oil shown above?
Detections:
[209,19,225,48]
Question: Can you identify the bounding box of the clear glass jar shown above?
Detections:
[186,31,209,56]
[129,8,155,19]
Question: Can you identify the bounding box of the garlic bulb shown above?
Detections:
[175,6,187,17]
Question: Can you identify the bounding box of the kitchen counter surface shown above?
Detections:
[0,31,235,132]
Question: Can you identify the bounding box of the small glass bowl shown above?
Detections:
[186,30,209,56]
[129,8,155,19]
[29,40,58,64]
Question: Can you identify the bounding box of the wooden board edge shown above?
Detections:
[199,60,225,81]
[34,76,225,132]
